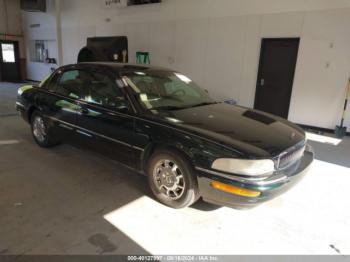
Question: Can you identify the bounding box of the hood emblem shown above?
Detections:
[290,132,296,140]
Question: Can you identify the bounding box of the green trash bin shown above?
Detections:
[136,52,150,64]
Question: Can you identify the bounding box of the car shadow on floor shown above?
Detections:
[0,116,147,254]
[0,115,220,255]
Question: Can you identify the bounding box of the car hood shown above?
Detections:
[153,103,305,158]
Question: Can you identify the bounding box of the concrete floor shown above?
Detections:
[0,82,350,255]
[0,82,19,117]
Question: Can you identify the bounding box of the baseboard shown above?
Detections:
[298,123,350,137]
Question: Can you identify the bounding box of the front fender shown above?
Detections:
[137,120,242,173]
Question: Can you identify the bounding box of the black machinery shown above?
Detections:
[77,36,128,63]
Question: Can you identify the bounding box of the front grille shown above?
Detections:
[275,141,306,170]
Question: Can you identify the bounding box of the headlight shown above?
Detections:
[18,85,33,96]
[211,158,275,177]
[17,88,24,96]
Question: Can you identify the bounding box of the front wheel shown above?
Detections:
[147,150,200,209]
[31,111,59,148]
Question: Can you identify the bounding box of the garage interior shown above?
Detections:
[1,0,350,256]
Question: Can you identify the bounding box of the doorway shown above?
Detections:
[0,40,21,82]
[254,38,300,119]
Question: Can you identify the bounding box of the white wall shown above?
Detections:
[22,0,350,129]
[0,0,22,35]
[290,9,350,129]
[21,0,59,80]
[0,0,25,58]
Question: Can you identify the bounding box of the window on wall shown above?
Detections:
[29,40,57,63]
[29,40,46,62]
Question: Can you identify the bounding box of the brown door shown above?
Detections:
[0,40,21,82]
[254,38,300,119]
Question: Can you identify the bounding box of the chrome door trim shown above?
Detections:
[59,123,74,130]
[48,116,144,151]
[15,102,25,108]
[76,130,93,137]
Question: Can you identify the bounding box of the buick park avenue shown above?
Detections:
[16,63,314,209]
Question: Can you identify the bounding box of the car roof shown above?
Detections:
[74,62,174,74]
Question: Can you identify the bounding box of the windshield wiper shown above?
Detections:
[150,105,185,111]
[186,102,218,108]
[150,102,218,111]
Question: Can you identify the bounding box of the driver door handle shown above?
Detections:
[260,78,265,86]
[80,107,89,115]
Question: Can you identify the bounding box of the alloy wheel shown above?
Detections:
[153,159,186,200]
[33,116,47,143]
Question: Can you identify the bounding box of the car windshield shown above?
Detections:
[123,71,216,111]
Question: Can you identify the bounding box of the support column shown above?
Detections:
[55,0,63,66]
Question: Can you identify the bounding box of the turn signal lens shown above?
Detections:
[211,182,261,198]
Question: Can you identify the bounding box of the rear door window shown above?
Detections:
[55,70,89,99]
[83,71,128,110]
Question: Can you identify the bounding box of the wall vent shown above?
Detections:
[102,0,161,9]
[29,24,41,28]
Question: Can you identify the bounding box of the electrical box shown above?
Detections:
[21,0,46,12]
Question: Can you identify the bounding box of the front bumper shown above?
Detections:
[196,146,314,209]
[15,102,29,122]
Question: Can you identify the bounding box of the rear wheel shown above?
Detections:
[147,150,200,208]
[31,111,59,148]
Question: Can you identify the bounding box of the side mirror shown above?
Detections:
[116,100,129,110]
[110,99,130,112]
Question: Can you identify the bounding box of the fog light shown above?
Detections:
[210,181,261,198]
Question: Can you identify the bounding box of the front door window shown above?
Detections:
[1,43,16,63]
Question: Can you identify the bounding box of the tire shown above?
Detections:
[147,149,200,209]
[31,111,59,148]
